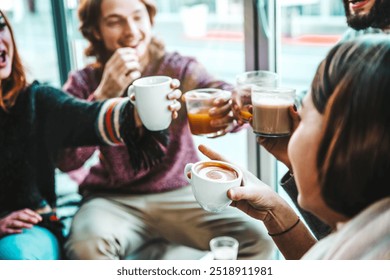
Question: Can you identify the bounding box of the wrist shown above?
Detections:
[268,216,300,237]
[263,198,299,236]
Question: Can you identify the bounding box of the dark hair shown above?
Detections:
[77,0,157,65]
[0,10,27,111]
[311,35,390,217]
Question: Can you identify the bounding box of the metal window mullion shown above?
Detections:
[244,0,260,177]
[50,0,71,86]
[244,0,277,188]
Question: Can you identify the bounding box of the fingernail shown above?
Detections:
[171,79,180,88]
[130,71,141,80]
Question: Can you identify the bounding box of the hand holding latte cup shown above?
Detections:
[128,76,181,131]
[184,160,243,213]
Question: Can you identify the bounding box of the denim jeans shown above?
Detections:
[0,226,60,260]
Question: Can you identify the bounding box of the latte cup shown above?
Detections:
[128,76,173,131]
[251,86,296,137]
[184,160,243,213]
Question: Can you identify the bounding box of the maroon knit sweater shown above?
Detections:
[57,51,233,195]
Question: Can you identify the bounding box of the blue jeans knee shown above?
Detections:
[0,226,60,260]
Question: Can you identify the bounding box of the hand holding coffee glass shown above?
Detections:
[184,160,243,213]
[251,86,296,137]
[128,76,179,131]
[235,70,278,123]
[183,88,231,138]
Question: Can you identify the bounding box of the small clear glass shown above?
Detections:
[209,236,239,260]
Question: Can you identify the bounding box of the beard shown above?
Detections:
[343,0,390,30]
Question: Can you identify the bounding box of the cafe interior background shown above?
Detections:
[1,0,349,259]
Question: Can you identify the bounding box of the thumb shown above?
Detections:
[228,186,248,201]
[228,180,264,203]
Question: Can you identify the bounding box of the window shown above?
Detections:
[1,0,60,86]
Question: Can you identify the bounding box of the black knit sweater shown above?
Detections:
[0,81,170,218]
[0,82,110,216]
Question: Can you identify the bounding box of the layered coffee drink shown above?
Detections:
[195,162,239,182]
[252,98,293,136]
[251,87,295,137]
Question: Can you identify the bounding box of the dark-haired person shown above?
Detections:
[201,35,390,259]
[0,10,180,260]
[57,0,273,260]
[255,0,390,240]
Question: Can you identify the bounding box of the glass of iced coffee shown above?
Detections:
[184,88,231,138]
[251,86,296,137]
[235,70,278,123]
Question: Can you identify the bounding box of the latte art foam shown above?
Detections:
[196,163,238,182]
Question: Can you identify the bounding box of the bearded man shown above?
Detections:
[342,0,390,39]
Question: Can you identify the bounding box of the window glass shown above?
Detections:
[154,0,247,167]
[0,0,60,86]
[277,0,349,176]
[65,0,249,168]
[276,0,349,218]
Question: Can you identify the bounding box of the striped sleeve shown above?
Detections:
[95,96,169,171]
[97,97,129,145]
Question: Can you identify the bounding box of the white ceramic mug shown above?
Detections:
[184,160,243,213]
[128,76,173,131]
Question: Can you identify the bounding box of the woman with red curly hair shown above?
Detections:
[0,9,180,259]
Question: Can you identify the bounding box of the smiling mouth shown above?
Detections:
[123,43,139,49]
[119,38,141,49]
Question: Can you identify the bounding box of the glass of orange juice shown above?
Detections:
[184,88,231,137]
